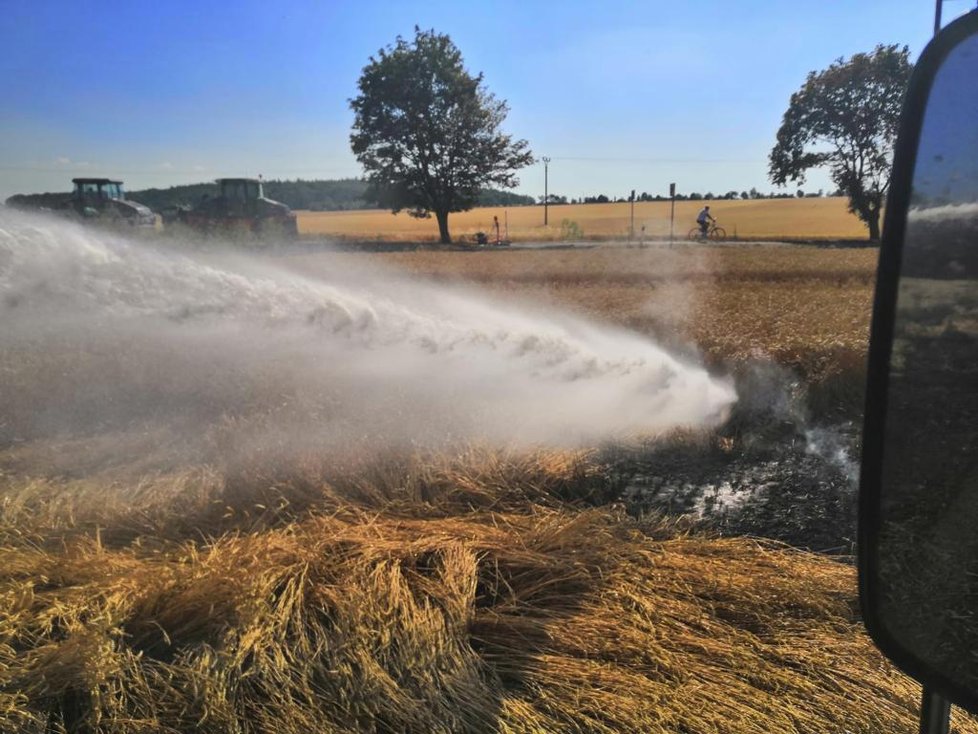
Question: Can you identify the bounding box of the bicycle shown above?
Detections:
[687,221,727,241]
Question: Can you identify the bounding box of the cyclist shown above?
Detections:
[696,205,714,237]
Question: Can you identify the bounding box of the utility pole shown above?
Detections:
[669,182,676,246]
[629,189,635,241]
[542,157,551,226]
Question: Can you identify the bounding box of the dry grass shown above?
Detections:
[3,240,954,733]
[0,447,606,548]
[298,197,870,242]
[0,439,964,733]
[1,463,966,734]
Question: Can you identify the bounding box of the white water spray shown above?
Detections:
[0,210,735,462]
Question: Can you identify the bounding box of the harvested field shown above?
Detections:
[286,243,877,389]
[0,471,960,734]
[298,197,871,242]
[3,212,959,733]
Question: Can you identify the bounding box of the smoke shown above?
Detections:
[803,426,859,485]
[727,360,859,488]
[0,210,735,470]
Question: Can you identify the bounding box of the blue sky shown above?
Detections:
[0,0,969,202]
[913,30,978,204]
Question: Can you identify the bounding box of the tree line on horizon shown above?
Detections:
[553,187,836,205]
[3,178,535,214]
[5,179,840,216]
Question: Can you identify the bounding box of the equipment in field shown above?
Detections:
[177,178,298,237]
[473,215,510,247]
[60,178,157,228]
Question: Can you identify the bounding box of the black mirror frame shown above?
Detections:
[859,8,978,715]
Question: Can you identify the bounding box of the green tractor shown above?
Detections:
[176,178,299,238]
[60,178,157,228]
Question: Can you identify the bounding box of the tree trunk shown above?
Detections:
[868,212,881,241]
[852,194,882,241]
[435,210,451,244]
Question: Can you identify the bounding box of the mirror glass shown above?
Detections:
[876,31,978,694]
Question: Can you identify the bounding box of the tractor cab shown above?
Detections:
[71,178,125,209]
[61,178,156,227]
[217,178,264,217]
[179,177,298,237]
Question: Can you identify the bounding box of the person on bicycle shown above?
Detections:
[696,205,714,236]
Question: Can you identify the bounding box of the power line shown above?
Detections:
[544,156,763,164]
[0,165,359,176]
[2,157,765,174]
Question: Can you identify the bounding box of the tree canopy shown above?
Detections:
[349,27,533,243]
[769,44,913,240]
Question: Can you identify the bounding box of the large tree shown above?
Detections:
[350,28,533,244]
[769,44,913,240]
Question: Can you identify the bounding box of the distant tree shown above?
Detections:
[723,191,739,200]
[749,187,761,199]
[27,178,533,215]
[350,27,533,243]
[796,189,805,198]
[477,188,535,206]
[740,191,750,200]
[689,192,703,201]
[5,191,70,210]
[769,44,912,240]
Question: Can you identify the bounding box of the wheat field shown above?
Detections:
[286,243,877,388]
[6,238,965,733]
[298,197,870,242]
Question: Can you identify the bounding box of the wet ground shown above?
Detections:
[618,437,858,554]
[601,385,862,555]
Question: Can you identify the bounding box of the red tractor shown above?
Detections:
[177,178,298,238]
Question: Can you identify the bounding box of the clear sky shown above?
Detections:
[1,0,970,203]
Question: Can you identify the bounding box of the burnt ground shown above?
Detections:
[607,426,859,555]
[598,367,863,556]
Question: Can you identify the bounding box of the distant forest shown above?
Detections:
[5,179,840,214]
[4,178,535,213]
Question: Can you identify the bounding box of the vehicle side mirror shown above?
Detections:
[860,8,978,723]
